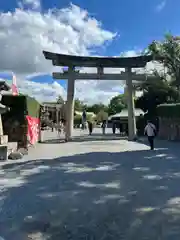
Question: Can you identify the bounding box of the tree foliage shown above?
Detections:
[147,34,180,88]
[96,110,108,122]
[74,99,84,111]
[135,77,180,116]
[57,95,64,104]
[86,103,108,114]
[135,34,180,116]
[108,94,127,115]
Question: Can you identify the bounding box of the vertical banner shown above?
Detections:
[12,74,18,95]
[26,116,40,145]
[4,73,18,95]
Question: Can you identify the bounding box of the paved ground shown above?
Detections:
[1,129,180,239]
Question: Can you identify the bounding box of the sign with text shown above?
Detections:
[26,116,40,145]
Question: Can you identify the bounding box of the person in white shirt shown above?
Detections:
[144,120,156,150]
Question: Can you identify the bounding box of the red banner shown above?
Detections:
[26,116,40,145]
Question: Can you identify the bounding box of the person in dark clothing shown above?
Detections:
[88,121,93,135]
[112,121,116,134]
[101,120,106,135]
[144,120,156,150]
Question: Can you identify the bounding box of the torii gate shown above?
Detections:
[43,51,155,141]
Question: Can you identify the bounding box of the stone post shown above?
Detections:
[65,66,75,141]
[126,67,136,140]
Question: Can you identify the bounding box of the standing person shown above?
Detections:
[57,120,62,137]
[82,109,86,130]
[88,121,93,135]
[144,120,157,150]
[112,121,116,134]
[101,120,106,135]
[61,119,66,134]
[51,120,54,132]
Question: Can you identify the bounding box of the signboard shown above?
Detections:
[26,116,40,145]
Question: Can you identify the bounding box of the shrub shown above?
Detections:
[74,114,82,125]
[1,95,40,119]
[157,103,180,118]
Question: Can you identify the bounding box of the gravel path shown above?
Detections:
[1,129,180,239]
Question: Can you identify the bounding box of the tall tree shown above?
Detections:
[108,94,127,115]
[135,34,180,116]
[135,76,180,116]
[74,99,84,111]
[147,34,180,88]
[86,103,108,114]
[57,95,64,104]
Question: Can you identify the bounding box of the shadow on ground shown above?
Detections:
[1,146,180,239]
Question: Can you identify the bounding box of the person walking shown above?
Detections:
[144,120,156,150]
[88,121,93,135]
[101,120,106,135]
[112,121,116,134]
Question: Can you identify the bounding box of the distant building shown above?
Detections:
[108,108,144,133]
[42,102,66,123]
[108,108,144,121]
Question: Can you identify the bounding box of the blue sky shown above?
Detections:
[2,0,180,55]
[0,0,179,103]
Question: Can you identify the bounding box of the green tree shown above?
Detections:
[108,94,127,115]
[147,34,180,89]
[86,103,108,114]
[135,77,180,116]
[136,34,180,116]
[74,99,84,111]
[57,95,64,104]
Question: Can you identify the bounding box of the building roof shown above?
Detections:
[109,108,144,119]
[43,51,154,68]
[42,102,64,108]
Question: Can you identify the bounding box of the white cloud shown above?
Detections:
[0,4,115,74]
[17,76,66,102]
[18,0,41,10]
[16,77,123,105]
[155,0,166,12]
[0,3,162,104]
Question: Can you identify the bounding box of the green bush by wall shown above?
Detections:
[26,96,41,118]
[157,103,180,118]
[1,95,40,119]
[74,115,82,125]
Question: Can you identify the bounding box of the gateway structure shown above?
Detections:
[43,51,155,141]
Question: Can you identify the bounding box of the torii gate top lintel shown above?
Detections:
[43,51,153,68]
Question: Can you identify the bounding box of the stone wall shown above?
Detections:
[158,118,180,141]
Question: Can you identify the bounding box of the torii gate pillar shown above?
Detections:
[65,66,75,141]
[126,67,136,140]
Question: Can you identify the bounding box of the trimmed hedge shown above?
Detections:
[26,96,40,118]
[1,95,40,118]
[157,103,180,118]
